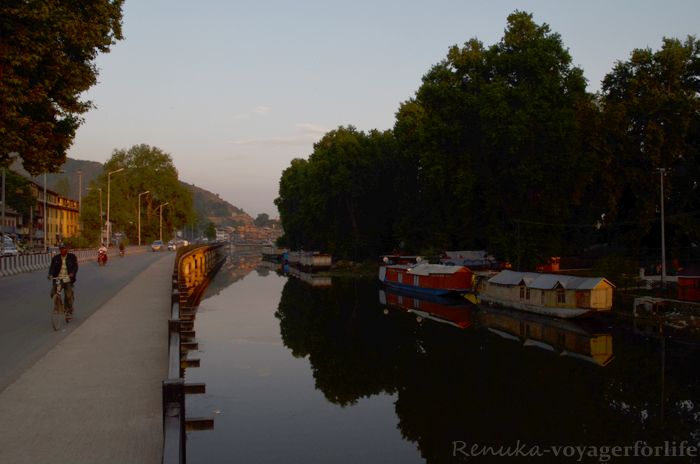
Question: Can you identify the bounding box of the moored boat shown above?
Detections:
[476,269,615,318]
[261,246,289,261]
[379,262,474,296]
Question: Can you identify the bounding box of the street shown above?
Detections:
[0,249,172,393]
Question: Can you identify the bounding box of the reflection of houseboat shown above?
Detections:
[476,270,615,318]
[379,263,474,296]
[380,289,473,329]
[289,266,331,287]
[261,246,289,261]
[476,304,614,366]
[299,252,332,271]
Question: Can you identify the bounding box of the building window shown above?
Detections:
[526,288,531,300]
[557,288,566,304]
[520,287,525,299]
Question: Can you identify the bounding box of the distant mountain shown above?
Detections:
[180,180,253,226]
[9,157,253,226]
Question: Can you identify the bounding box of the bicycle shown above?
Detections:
[51,277,73,330]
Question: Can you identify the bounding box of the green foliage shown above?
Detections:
[80,144,194,244]
[274,11,700,268]
[590,255,638,288]
[394,11,589,267]
[52,177,71,199]
[596,36,700,255]
[204,222,216,240]
[275,126,400,260]
[0,0,124,174]
[3,170,36,214]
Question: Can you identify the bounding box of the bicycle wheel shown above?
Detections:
[52,293,62,331]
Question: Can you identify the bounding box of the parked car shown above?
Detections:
[2,239,18,256]
[151,240,165,252]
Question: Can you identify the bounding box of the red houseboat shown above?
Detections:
[379,263,474,296]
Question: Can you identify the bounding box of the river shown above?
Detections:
[184,253,700,463]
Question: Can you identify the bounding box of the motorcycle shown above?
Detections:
[119,248,124,258]
[98,250,108,266]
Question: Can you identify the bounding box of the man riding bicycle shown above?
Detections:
[47,242,78,321]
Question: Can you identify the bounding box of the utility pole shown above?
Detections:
[656,168,668,288]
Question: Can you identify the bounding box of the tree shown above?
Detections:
[52,177,71,199]
[204,222,216,240]
[0,1,124,174]
[597,36,700,256]
[3,169,36,216]
[81,144,194,244]
[394,11,590,267]
[275,126,400,260]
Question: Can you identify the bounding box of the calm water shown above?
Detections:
[185,254,700,463]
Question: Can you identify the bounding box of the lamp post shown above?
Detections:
[106,168,124,247]
[159,198,177,242]
[86,188,102,244]
[656,168,668,288]
[1,168,5,254]
[77,170,82,235]
[138,190,150,246]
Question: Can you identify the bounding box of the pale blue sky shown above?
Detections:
[67,0,700,218]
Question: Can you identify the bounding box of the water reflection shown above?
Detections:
[198,253,263,303]
[275,277,700,463]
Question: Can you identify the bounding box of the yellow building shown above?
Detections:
[8,173,81,248]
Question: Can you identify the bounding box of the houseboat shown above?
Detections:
[379,262,474,296]
[261,246,289,261]
[299,252,332,271]
[476,270,615,318]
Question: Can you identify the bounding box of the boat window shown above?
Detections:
[557,288,566,304]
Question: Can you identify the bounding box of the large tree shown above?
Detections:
[275,126,400,260]
[0,0,124,173]
[394,11,590,266]
[597,36,700,257]
[82,144,194,244]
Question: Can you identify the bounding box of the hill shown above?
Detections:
[180,181,253,226]
[9,157,252,226]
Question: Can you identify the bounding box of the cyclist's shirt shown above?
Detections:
[58,256,70,283]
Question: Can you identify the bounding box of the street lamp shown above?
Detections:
[106,168,124,247]
[656,168,669,287]
[86,188,103,244]
[77,170,82,235]
[159,198,177,242]
[138,190,150,246]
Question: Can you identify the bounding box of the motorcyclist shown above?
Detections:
[118,242,125,256]
[98,242,108,264]
[47,242,78,321]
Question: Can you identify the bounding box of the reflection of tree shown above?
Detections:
[275,277,700,463]
[199,253,261,302]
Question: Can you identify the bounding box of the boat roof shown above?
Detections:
[386,263,467,276]
[488,269,615,289]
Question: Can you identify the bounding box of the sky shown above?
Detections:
[66,0,700,219]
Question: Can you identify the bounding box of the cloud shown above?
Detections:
[229,123,327,147]
[255,106,269,115]
[233,114,249,120]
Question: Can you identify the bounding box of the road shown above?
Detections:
[0,249,173,394]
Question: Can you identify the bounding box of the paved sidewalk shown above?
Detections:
[0,253,174,464]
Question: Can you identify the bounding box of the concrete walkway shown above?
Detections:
[0,253,174,464]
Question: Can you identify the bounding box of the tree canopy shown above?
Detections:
[274,11,700,268]
[0,0,124,173]
[81,144,194,244]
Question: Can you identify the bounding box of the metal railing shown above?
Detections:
[162,244,225,464]
[0,245,149,278]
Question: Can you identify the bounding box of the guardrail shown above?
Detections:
[0,245,150,278]
[163,244,225,464]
